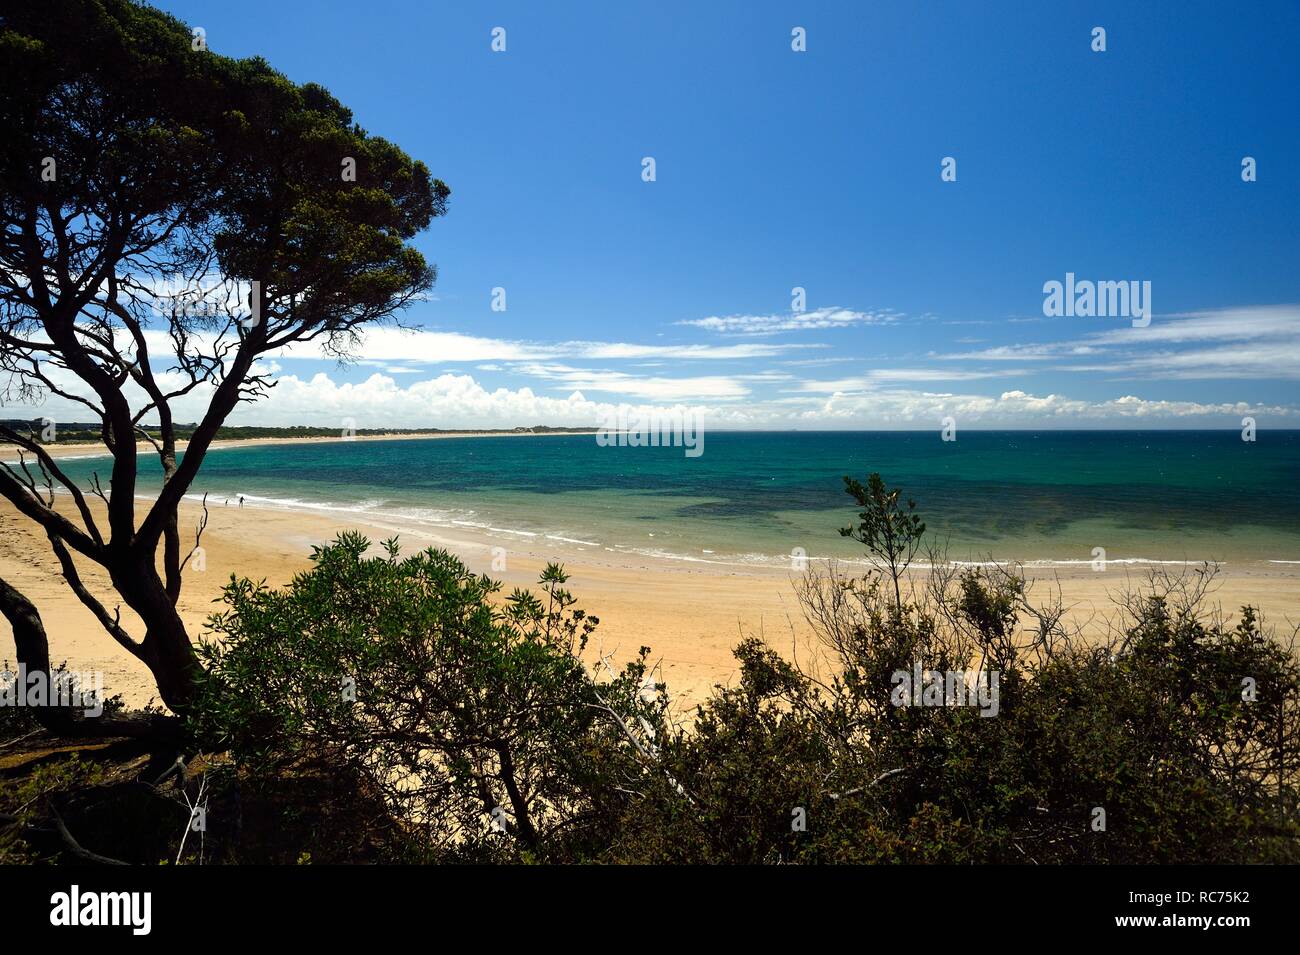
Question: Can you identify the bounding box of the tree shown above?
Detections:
[194,534,664,862]
[0,0,447,719]
[840,472,926,610]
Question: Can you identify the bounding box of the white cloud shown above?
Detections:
[278,328,818,363]
[356,360,423,375]
[936,305,1300,379]
[676,306,899,337]
[6,367,1291,431]
[1087,305,1299,346]
[508,363,752,400]
[799,388,1289,426]
[5,305,1295,432]
[792,368,1024,392]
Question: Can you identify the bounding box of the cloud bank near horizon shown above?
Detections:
[2,304,1296,431]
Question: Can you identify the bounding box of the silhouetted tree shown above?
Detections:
[0,0,447,719]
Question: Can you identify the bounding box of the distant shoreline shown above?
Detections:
[9,427,1300,465]
[8,429,602,462]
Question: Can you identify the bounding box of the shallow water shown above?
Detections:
[54,430,1300,566]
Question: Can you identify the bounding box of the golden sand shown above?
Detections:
[2,437,1298,713]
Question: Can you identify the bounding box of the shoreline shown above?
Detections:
[3,429,602,463]
[14,431,1297,569]
[180,490,1300,574]
[3,492,1299,714]
[11,432,1297,571]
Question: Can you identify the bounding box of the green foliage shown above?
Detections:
[0,661,125,745]
[841,472,927,609]
[0,0,451,715]
[619,579,1300,863]
[0,755,109,863]
[618,481,1300,864]
[177,481,1300,864]
[192,533,664,862]
[1,0,445,323]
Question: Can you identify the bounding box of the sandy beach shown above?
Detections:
[3,437,1299,714]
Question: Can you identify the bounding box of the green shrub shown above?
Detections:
[187,482,1300,864]
[192,532,664,862]
[611,476,1300,864]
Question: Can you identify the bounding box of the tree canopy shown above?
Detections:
[0,0,448,714]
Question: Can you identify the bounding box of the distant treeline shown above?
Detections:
[0,420,591,444]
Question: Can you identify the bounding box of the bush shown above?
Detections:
[611,477,1300,864]
[192,532,665,862]
[187,482,1300,864]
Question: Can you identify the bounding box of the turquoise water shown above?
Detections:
[54,431,1300,565]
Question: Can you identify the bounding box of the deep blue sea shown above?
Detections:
[52,430,1300,566]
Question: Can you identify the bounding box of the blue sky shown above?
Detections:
[146,1,1300,428]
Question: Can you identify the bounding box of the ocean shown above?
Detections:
[51,430,1300,567]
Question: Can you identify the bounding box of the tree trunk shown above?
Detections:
[144,617,203,715]
[0,574,182,740]
[493,740,538,850]
[0,574,77,732]
[109,561,202,715]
